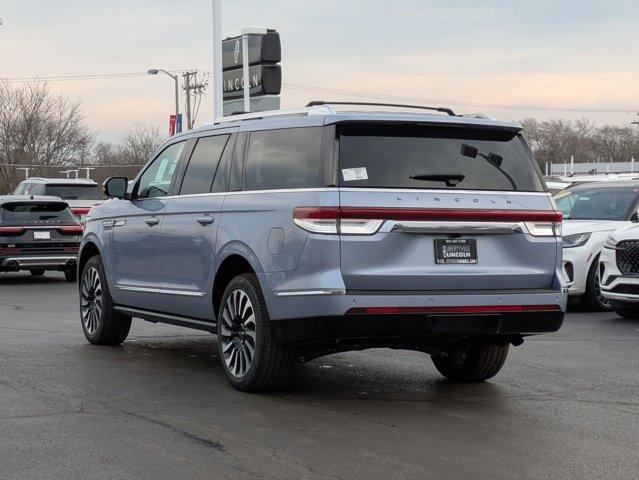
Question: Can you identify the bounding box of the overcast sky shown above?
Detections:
[1,0,638,142]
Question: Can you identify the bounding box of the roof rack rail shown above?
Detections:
[305,101,456,116]
[206,105,335,125]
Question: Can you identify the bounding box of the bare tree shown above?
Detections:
[120,124,164,166]
[520,117,639,170]
[0,81,93,192]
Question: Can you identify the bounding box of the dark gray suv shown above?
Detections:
[78,102,567,391]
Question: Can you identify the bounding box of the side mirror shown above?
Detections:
[104,177,129,199]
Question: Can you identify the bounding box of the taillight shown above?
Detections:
[524,221,562,237]
[0,226,25,236]
[57,225,84,235]
[293,207,562,237]
[293,207,383,235]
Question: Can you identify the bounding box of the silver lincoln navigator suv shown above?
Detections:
[78,101,567,392]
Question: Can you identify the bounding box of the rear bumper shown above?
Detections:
[271,309,565,344]
[0,254,77,271]
[262,284,567,343]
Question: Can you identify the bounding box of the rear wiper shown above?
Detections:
[62,196,78,199]
[460,144,517,191]
[410,173,465,187]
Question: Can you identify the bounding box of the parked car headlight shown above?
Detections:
[603,235,618,250]
[562,232,591,248]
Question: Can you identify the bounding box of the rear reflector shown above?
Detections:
[346,304,562,315]
[293,207,562,236]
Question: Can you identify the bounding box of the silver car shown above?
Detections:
[78,102,567,391]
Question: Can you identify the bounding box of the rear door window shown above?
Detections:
[1,203,74,222]
[338,123,544,192]
[180,135,230,195]
[244,127,323,191]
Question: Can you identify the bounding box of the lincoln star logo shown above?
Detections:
[233,39,240,64]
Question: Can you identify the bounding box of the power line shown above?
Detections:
[2,71,637,114]
[281,83,638,114]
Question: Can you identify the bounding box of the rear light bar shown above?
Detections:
[0,226,25,236]
[57,225,84,235]
[293,207,562,236]
[347,304,562,315]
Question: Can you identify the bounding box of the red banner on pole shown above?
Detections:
[169,115,176,136]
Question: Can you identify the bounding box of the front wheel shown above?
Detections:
[80,255,131,345]
[431,342,509,382]
[217,274,293,392]
[580,257,611,312]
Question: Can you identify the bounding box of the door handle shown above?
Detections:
[196,216,214,225]
[144,216,160,226]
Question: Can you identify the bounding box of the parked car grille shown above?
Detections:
[610,284,639,296]
[616,240,639,275]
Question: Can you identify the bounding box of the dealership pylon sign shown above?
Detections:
[222,29,281,115]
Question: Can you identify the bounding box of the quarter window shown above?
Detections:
[180,135,230,195]
[244,127,323,191]
[137,142,184,199]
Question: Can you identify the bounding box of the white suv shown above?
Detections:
[13,178,104,222]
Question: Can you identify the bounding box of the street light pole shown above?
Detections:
[147,68,180,119]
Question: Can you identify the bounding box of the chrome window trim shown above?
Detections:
[339,187,551,197]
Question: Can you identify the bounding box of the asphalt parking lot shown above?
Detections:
[1,272,637,480]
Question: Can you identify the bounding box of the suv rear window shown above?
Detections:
[338,124,544,192]
[45,184,103,200]
[1,203,74,222]
[245,127,323,191]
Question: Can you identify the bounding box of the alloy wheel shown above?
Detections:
[81,266,102,335]
[220,289,257,378]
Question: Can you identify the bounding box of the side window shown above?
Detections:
[180,135,230,195]
[31,184,45,195]
[137,142,184,199]
[244,127,323,191]
[212,134,238,193]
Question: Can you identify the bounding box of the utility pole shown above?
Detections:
[182,71,208,130]
[183,71,193,130]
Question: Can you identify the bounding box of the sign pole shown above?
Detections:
[242,33,250,112]
[212,0,223,119]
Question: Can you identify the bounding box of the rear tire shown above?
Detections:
[431,342,509,382]
[217,274,293,392]
[613,307,639,319]
[580,256,611,312]
[80,255,131,345]
[30,269,45,276]
[65,268,77,283]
